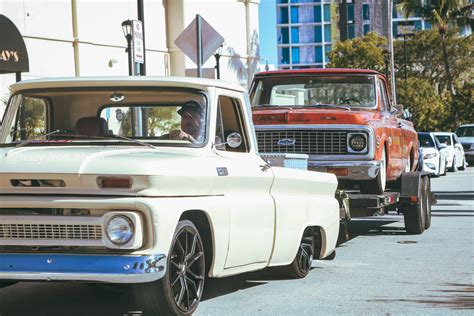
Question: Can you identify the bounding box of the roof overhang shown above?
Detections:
[0,14,29,74]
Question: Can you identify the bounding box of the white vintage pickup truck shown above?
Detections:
[0,77,339,315]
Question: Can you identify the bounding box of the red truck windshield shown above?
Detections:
[251,75,376,109]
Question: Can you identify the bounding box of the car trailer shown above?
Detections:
[338,172,436,235]
[260,153,435,235]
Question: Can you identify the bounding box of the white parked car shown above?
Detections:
[433,132,466,172]
[0,77,340,314]
[418,132,448,176]
[455,124,474,166]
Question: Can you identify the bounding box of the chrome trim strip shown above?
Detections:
[0,253,166,283]
[308,160,381,180]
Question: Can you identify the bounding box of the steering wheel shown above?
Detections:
[339,97,362,105]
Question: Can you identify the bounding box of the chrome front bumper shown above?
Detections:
[0,253,166,283]
[308,160,381,180]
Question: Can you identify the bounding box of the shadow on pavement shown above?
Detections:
[368,283,474,310]
[337,219,406,246]
[434,191,474,200]
[0,282,140,316]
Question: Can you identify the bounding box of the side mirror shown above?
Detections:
[226,132,243,148]
[392,104,404,117]
[438,143,447,149]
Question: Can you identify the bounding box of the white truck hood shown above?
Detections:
[0,145,224,196]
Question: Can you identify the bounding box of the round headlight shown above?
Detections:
[106,215,134,245]
[349,134,367,152]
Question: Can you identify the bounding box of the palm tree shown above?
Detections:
[398,0,473,99]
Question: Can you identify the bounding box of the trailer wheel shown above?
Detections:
[403,181,426,234]
[423,176,432,230]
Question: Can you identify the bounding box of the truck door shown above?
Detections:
[379,78,403,179]
[213,89,275,268]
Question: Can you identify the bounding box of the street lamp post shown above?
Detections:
[121,20,133,76]
[214,45,223,79]
[397,27,414,84]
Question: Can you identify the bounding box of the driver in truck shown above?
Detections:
[169,101,205,143]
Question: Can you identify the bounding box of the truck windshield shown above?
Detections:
[251,75,376,108]
[1,88,208,147]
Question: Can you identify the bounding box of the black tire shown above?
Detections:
[459,159,466,171]
[441,158,447,176]
[423,177,432,230]
[449,159,457,172]
[360,147,387,194]
[0,282,15,289]
[403,179,426,234]
[322,250,336,260]
[271,230,314,279]
[134,220,206,315]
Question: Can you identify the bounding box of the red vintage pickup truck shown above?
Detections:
[250,69,419,194]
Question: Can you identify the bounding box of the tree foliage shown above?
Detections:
[397,78,449,131]
[394,29,473,93]
[397,0,473,98]
[327,32,388,72]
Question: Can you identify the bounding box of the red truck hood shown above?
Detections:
[252,107,381,126]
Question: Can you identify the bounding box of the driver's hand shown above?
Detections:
[169,129,191,141]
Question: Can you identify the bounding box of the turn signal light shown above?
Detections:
[97,177,132,189]
[327,168,348,176]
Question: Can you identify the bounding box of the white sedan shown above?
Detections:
[434,132,466,172]
[418,132,447,176]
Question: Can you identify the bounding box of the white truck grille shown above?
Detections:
[0,215,105,247]
[0,223,102,240]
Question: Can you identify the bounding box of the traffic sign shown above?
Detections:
[175,16,224,65]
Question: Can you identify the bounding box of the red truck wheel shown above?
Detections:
[360,147,387,194]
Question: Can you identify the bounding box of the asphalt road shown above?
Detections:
[0,168,473,315]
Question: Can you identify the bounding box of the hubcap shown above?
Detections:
[169,227,205,313]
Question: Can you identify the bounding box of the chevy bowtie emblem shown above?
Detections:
[277,138,296,146]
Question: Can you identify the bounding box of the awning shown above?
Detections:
[0,14,29,74]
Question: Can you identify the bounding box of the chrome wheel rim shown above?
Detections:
[169,227,205,313]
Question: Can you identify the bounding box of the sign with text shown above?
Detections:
[175,16,224,65]
[132,20,144,64]
[0,14,29,74]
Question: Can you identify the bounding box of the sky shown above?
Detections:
[259,0,277,66]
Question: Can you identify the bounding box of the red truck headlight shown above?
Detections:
[348,133,368,153]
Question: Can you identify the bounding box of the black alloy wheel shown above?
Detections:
[134,220,205,315]
[270,230,315,279]
[296,236,314,276]
[169,221,206,314]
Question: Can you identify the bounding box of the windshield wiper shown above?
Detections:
[103,134,157,149]
[303,104,351,111]
[14,129,62,148]
[13,131,156,149]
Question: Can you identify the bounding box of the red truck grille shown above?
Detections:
[256,130,348,155]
